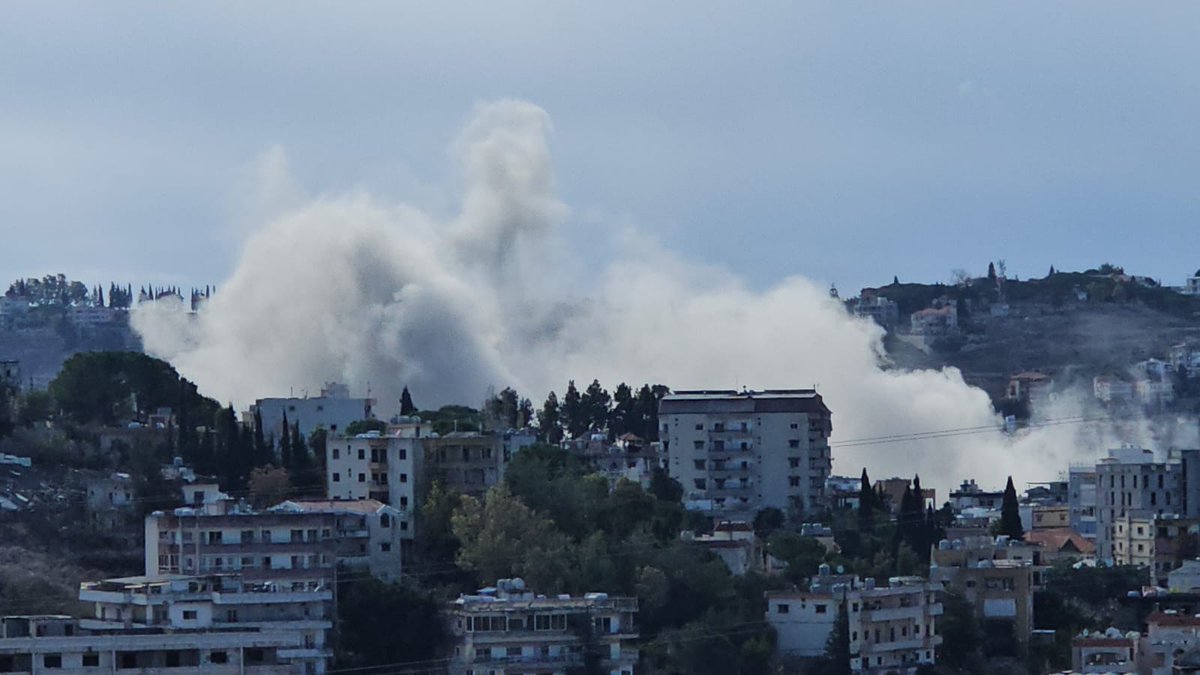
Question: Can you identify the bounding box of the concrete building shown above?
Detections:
[1095,448,1181,562]
[326,428,423,524]
[1094,376,1135,403]
[949,479,1004,512]
[931,537,1036,645]
[659,389,832,520]
[1169,560,1200,594]
[1142,611,1200,675]
[249,382,374,442]
[444,578,638,675]
[0,360,18,389]
[909,303,958,338]
[767,569,943,673]
[422,431,534,497]
[1031,504,1070,529]
[78,573,329,673]
[1180,449,1200,519]
[84,471,135,531]
[1069,466,1098,539]
[851,295,900,331]
[1112,514,1200,585]
[1023,528,1095,564]
[145,485,402,587]
[0,615,307,674]
[1072,631,1139,673]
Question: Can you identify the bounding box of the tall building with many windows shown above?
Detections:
[658,389,832,519]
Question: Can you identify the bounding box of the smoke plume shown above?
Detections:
[134,100,1174,494]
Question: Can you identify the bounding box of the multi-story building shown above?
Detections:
[1179,449,1200,519]
[1094,377,1135,404]
[271,500,405,582]
[1095,448,1181,562]
[949,479,1004,512]
[1142,611,1200,675]
[659,389,832,520]
[852,295,900,331]
[249,382,374,442]
[444,578,638,675]
[1071,631,1139,673]
[1069,466,1098,539]
[1112,514,1200,585]
[84,471,135,531]
[145,485,401,587]
[930,538,1036,645]
[0,614,308,674]
[79,573,330,673]
[766,569,943,674]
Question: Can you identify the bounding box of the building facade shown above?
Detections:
[444,579,638,675]
[1094,448,1181,562]
[249,383,374,442]
[766,571,943,674]
[659,390,832,519]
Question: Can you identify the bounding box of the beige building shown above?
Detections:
[930,537,1037,645]
[445,579,638,675]
[766,570,943,673]
[1112,514,1200,585]
[659,390,832,520]
[1095,447,1181,563]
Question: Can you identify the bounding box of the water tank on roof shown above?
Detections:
[938,540,952,551]
[510,577,525,591]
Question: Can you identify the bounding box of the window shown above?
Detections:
[382,543,392,552]
[399,497,408,508]
[790,423,799,429]
[183,610,198,620]
[120,652,138,669]
[400,473,408,483]
[358,473,366,483]
[165,652,181,668]
[333,473,341,482]
[694,460,706,470]
[815,604,827,614]
[82,653,100,667]
[777,603,790,614]
[43,654,62,668]
[380,514,391,527]
[400,521,409,531]
[789,458,799,468]
[788,439,800,448]
[333,448,340,459]
[695,423,703,430]
[462,448,471,461]
[693,441,704,450]
[398,448,407,460]
[789,476,800,487]
[210,652,228,664]
[358,448,365,460]
[694,479,706,489]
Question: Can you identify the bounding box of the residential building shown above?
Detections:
[1112,514,1200,585]
[1072,631,1139,673]
[249,382,374,442]
[325,428,423,526]
[1135,378,1176,407]
[949,479,1003,512]
[444,578,638,675]
[1094,376,1134,403]
[1185,276,1200,297]
[422,430,534,497]
[1169,342,1200,379]
[0,360,18,389]
[931,537,1036,645]
[691,521,761,576]
[851,294,900,331]
[84,471,135,531]
[767,569,943,673]
[1095,448,1181,562]
[875,477,935,512]
[1006,371,1051,408]
[909,302,958,337]
[1069,466,1098,539]
[79,573,329,673]
[659,389,832,520]
[0,614,307,674]
[1031,504,1070,529]
[145,485,402,587]
[1023,528,1095,564]
[1143,611,1200,675]
[1179,449,1200,519]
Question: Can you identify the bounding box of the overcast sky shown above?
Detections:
[3,2,1198,295]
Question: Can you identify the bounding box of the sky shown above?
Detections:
[3,3,1199,295]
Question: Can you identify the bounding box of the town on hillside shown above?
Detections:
[2,266,1200,674]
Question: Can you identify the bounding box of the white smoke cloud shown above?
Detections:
[134,99,1177,495]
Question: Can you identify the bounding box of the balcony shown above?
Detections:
[861,606,925,622]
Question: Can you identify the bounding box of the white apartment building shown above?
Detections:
[766,569,943,674]
[1094,377,1135,403]
[0,614,307,674]
[79,574,330,673]
[1069,465,1098,539]
[1094,448,1181,562]
[445,579,638,675]
[659,389,832,519]
[145,485,402,587]
[250,382,374,442]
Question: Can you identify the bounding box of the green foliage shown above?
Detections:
[343,419,386,436]
[16,390,53,427]
[416,405,480,435]
[400,386,416,416]
[336,575,448,669]
[49,351,219,427]
[768,531,827,584]
[999,476,1024,540]
[939,589,985,671]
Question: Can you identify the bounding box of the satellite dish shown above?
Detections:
[836,565,845,574]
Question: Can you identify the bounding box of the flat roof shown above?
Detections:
[660,390,829,416]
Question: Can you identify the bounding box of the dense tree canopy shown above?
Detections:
[49,351,219,426]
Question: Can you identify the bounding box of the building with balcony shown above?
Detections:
[766,567,942,673]
[248,382,374,443]
[444,578,638,675]
[1069,465,1098,539]
[145,485,401,588]
[0,614,307,674]
[1112,514,1200,586]
[77,573,331,673]
[659,389,832,520]
[1071,631,1139,673]
[1095,448,1181,563]
[931,537,1036,645]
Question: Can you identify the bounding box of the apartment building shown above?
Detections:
[931,538,1036,645]
[766,569,943,674]
[1069,466,1098,539]
[145,485,401,587]
[78,573,330,673]
[0,614,307,674]
[272,499,405,582]
[84,471,135,531]
[659,389,832,519]
[249,382,373,441]
[444,578,638,675]
[1095,448,1181,562]
[1072,631,1139,674]
[1112,514,1200,585]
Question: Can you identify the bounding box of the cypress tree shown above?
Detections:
[400,386,417,416]
[857,468,875,533]
[999,476,1024,540]
[280,412,293,469]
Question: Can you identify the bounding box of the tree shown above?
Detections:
[999,476,1024,540]
[344,419,386,436]
[561,380,587,439]
[940,590,984,670]
[1048,265,1057,277]
[988,261,997,281]
[581,379,611,432]
[892,275,899,285]
[818,600,852,675]
[452,484,573,593]
[536,391,563,444]
[753,507,785,539]
[857,468,875,533]
[399,386,416,416]
[336,576,448,669]
[609,382,635,438]
[247,465,291,508]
